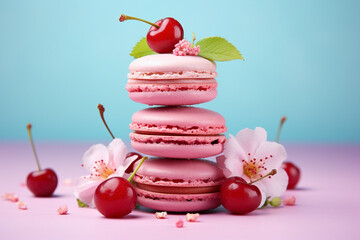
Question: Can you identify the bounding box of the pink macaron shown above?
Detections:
[129,106,227,159]
[133,158,225,212]
[126,54,218,106]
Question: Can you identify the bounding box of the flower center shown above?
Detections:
[242,153,273,180]
[93,160,115,179]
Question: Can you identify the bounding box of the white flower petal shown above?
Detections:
[222,135,247,177]
[107,138,127,170]
[224,135,248,160]
[123,155,139,172]
[258,188,267,208]
[257,168,289,197]
[216,155,232,178]
[114,166,127,179]
[235,127,267,156]
[254,141,287,170]
[83,144,109,174]
[74,176,101,207]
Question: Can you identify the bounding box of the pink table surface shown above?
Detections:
[0,142,359,240]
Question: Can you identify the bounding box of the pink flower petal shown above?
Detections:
[57,205,68,215]
[216,155,232,178]
[254,141,287,171]
[235,127,267,156]
[283,196,296,206]
[257,188,267,208]
[222,135,247,177]
[155,212,167,219]
[254,168,288,197]
[74,177,100,207]
[83,144,109,174]
[176,219,184,228]
[118,154,139,179]
[186,213,199,222]
[107,139,127,170]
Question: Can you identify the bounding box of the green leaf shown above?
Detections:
[130,37,156,58]
[76,198,89,208]
[196,36,244,61]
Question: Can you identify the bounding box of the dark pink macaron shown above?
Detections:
[129,106,227,159]
[133,158,225,212]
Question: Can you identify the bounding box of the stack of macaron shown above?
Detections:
[126,53,227,212]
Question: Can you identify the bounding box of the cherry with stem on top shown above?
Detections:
[276,116,301,189]
[26,124,58,197]
[94,104,147,218]
[119,14,184,54]
[94,156,148,218]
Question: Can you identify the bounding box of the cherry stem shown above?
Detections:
[192,32,196,46]
[275,116,287,143]
[27,124,41,171]
[127,156,148,182]
[98,104,115,139]
[119,14,160,29]
[249,169,277,185]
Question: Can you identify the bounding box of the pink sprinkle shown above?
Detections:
[62,178,73,186]
[283,196,296,206]
[155,211,167,219]
[2,193,19,202]
[57,205,68,215]
[17,201,27,210]
[20,182,26,187]
[176,218,184,228]
[173,39,200,56]
[186,213,199,222]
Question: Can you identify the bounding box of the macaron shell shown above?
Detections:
[128,90,217,106]
[130,133,225,158]
[130,106,227,135]
[136,188,221,212]
[126,79,218,105]
[133,158,225,186]
[128,54,217,79]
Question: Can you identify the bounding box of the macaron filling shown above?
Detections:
[135,183,221,194]
[128,70,217,80]
[126,79,218,93]
[130,123,226,135]
[136,188,220,202]
[130,133,226,145]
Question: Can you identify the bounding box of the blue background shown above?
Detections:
[1,0,359,142]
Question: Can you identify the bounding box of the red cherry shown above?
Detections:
[146,18,184,53]
[282,162,301,189]
[119,14,184,54]
[26,124,58,197]
[26,168,58,197]
[94,177,137,218]
[221,177,262,214]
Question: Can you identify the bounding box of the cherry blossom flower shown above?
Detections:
[74,138,138,207]
[217,127,288,205]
